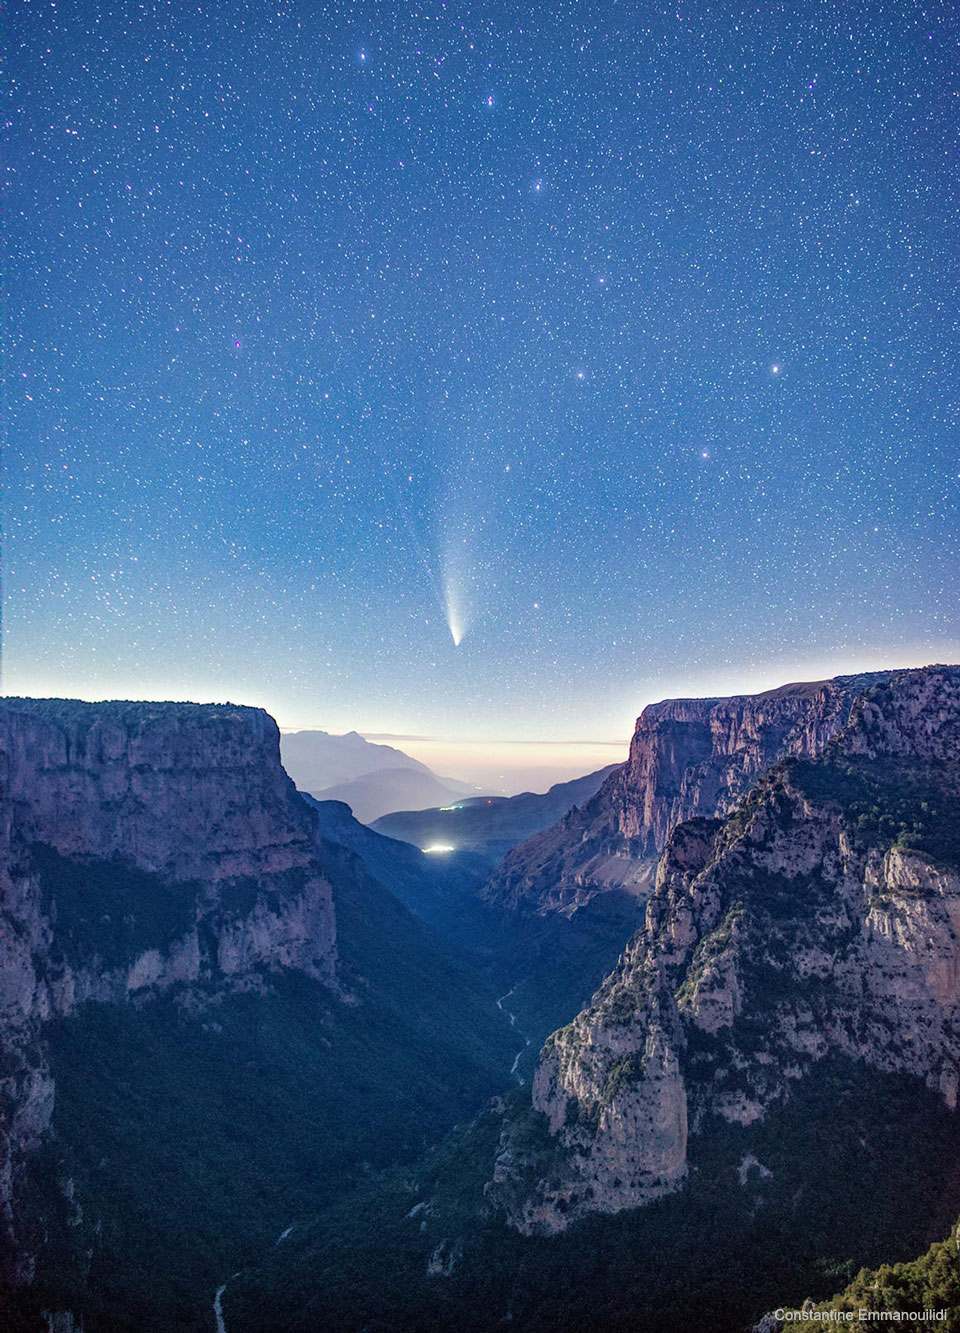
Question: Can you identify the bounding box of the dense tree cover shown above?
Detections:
[767,1227,960,1331]
[7,841,518,1333]
[11,714,960,1330]
[222,1062,960,1332]
[790,755,960,870]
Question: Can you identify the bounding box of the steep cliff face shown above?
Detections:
[0,698,337,1290]
[494,666,960,1233]
[484,671,893,915]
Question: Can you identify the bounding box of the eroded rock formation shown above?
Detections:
[484,671,893,915]
[493,667,960,1232]
[0,699,337,1288]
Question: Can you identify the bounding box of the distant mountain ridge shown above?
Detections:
[279,728,472,795]
[310,766,471,824]
[279,729,481,823]
[372,765,621,864]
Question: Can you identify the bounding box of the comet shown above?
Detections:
[384,472,469,647]
[443,582,465,646]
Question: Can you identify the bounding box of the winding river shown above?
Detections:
[213,1223,296,1330]
[496,984,533,1085]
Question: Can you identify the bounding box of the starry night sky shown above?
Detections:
[7,0,960,752]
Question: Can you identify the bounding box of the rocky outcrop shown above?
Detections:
[425,1238,462,1278]
[0,698,337,1292]
[484,671,893,915]
[494,666,960,1232]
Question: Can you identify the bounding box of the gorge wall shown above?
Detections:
[0,698,338,1291]
[491,666,960,1233]
[484,671,893,915]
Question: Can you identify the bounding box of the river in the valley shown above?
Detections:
[213,1223,296,1331]
[496,983,533,1085]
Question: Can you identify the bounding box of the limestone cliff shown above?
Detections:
[492,666,960,1232]
[0,698,337,1290]
[484,671,893,915]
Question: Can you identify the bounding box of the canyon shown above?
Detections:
[4,667,960,1331]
